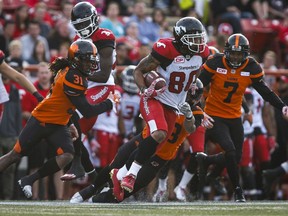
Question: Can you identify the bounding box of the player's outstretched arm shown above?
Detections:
[0,61,43,101]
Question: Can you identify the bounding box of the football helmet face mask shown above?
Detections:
[68,39,98,76]
[186,78,204,106]
[71,2,99,38]
[121,65,139,94]
[224,33,250,68]
[173,17,207,55]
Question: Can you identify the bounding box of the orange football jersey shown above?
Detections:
[201,54,263,118]
[32,67,87,125]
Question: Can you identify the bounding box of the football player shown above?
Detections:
[0,40,118,199]
[114,17,209,198]
[198,33,288,202]
[70,80,204,203]
[60,2,117,181]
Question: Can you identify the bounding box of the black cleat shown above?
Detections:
[91,189,119,203]
[234,186,246,202]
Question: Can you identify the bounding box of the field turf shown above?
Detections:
[1,201,288,216]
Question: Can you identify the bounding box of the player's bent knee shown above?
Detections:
[58,152,74,167]
[151,130,167,143]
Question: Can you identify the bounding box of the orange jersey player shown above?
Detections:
[0,40,117,199]
[198,33,288,202]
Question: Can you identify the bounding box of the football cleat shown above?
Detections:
[70,192,84,203]
[18,179,32,198]
[121,174,136,193]
[234,186,246,202]
[110,169,124,201]
[174,186,187,201]
[152,189,168,202]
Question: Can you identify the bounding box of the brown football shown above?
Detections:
[144,71,166,90]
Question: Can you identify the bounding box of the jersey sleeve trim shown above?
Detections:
[203,64,215,74]
[250,71,264,79]
[63,79,86,91]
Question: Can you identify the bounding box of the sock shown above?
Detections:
[179,170,194,189]
[158,177,168,191]
[92,165,111,190]
[117,165,128,181]
[281,161,288,174]
[225,151,240,188]
[186,153,197,173]
[81,143,95,172]
[135,136,159,164]
[28,158,60,185]
[126,162,142,177]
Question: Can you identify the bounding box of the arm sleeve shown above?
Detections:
[198,70,213,87]
[66,93,113,118]
[252,79,286,110]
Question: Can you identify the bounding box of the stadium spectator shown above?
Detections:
[0,39,117,199]
[0,20,15,56]
[198,33,288,202]
[151,8,172,41]
[20,20,50,62]
[115,42,133,66]
[12,5,29,39]
[117,21,142,64]
[267,0,288,19]
[100,1,125,38]
[209,0,243,33]
[127,2,158,44]
[260,50,278,88]
[59,1,76,40]
[27,40,49,65]
[30,2,52,38]
[47,18,72,59]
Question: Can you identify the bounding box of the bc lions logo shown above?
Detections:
[156,42,166,48]
[101,31,111,36]
[174,26,186,35]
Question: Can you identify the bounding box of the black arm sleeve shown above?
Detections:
[252,79,286,110]
[67,94,113,118]
[198,70,213,87]
[242,99,250,114]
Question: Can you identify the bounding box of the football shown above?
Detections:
[144,71,166,90]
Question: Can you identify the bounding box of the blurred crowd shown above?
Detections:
[0,0,288,201]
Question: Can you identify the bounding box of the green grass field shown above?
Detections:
[1,201,288,216]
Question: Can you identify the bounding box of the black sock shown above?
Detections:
[225,151,240,188]
[93,165,111,190]
[273,166,286,177]
[28,158,60,184]
[187,153,197,174]
[73,137,82,157]
[81,143,94,172]
[134,136,159,164]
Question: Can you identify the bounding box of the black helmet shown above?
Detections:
[68,39,98,76]
[71,2,99,38]
[173,17,207,55]
[186,78,204,106]
[121,65,139,94]
[224,33,250,68]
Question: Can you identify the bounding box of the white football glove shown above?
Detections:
[178,102,193,119]
[143,78,166,98]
